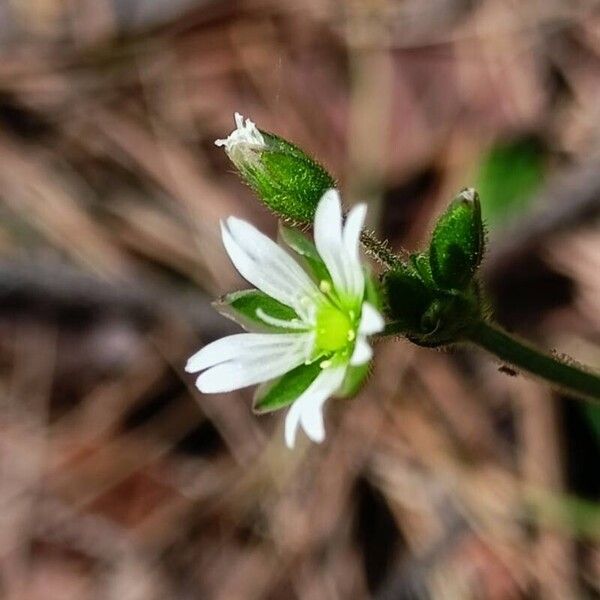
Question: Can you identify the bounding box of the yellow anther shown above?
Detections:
[319,280,332,294]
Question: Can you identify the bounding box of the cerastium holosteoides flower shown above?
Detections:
[187,113,600,448]
[186,184,384,448]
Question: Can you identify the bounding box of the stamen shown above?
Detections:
[256,308,307,330]
[319,280,332,294]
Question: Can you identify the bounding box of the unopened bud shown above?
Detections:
[216,113,335,223]
[428,188,484,290]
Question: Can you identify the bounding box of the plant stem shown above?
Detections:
[360,230,401,268]
[465,320,600,402]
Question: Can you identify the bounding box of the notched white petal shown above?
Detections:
[284,402,302,449]
[313,189,348,293]
[313,190,368,298]
[342,203,367,296]
[359,302,385,335]
[343,203,366,258]
[221,218,318,318]
[350,337,373,366]
[196,338,311,393]
[226,216,318,298]
[186,333,309,373]
[221,221,303,312]
[284,367,345,448]
[300,401,326,444]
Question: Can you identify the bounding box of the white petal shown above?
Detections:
[227,217,317,299]
[196,335,312,393]
[358,302,385,335]
[299,400,326,444]
[221,221,317,318]
[214,112,265,152]
[185,333,307,373]
[284,366,346,448]
[284,401,303,449]
[350,337,373,365]
[313,189,348,293]
[343,203,366,256]
[342,203,367,296]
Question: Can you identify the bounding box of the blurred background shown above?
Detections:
[0,0,599,598]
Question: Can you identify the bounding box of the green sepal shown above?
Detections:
[337,363,370,398]
[382,265,437,334]
[253,361,322,414]
[279,225,331,283]
[214,289,303,332]
[384,263,481,346]
[429,188,484,291]
[410,251,436,288]
[241,131,335,224]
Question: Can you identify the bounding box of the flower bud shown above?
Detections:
[383,189,486,347]
[428,188,484,290]
[382,262,479,347]
[215,113,335,223]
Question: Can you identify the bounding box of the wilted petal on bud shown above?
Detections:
[216,113,335,223]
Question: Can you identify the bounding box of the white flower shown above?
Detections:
[214,112,266,166]
[186,189,384,448]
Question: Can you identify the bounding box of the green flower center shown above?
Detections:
[315,303,355,353]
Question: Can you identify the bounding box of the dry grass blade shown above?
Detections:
[0,1,598,598]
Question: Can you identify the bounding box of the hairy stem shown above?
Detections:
[465,320,600,402]
[360,230,402,268]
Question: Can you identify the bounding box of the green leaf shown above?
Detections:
[253,361,322,413]
[475,137,545,228]
[240,131,335,224]
[338,363,370,398]
[215,289,302,332]
[279,225,331,283]
[429,188,484,291]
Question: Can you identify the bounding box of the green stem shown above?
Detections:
[360,230,402,268]
[465,320,600,402]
